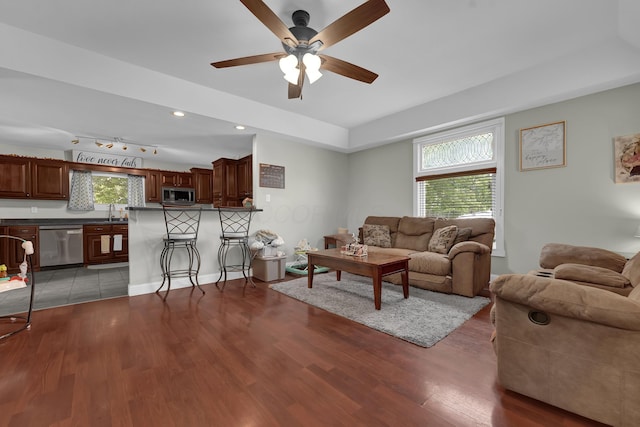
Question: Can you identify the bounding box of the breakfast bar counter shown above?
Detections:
[126,206,262,296]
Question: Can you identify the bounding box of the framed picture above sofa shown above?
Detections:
[519,121,566,171]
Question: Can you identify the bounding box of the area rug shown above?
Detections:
[269,272,491,348]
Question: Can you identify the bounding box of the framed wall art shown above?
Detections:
[259,163,285,188]
[614,132,640,183]
[519,121,566,171]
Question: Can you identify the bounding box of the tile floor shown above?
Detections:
[0,265,128,317]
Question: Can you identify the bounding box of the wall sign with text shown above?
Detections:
[71,150,143,168]
[259,163,285,188]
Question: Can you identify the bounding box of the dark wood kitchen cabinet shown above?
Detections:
[3,226,40,273]
[83,224,128,265]
[161,171,193,188]
[30,159,69,200]
[191,168,213,204]
[212,155,252,207]
[0,156,68,200]
[0,156,31,198]
[237,155,253,200]
[146,170,162,203]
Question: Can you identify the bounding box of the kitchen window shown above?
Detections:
[92,172,128,205]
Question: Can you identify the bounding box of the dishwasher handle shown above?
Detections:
[39,225,84,230]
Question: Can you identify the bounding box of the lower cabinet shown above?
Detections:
[83,224,128,265]
[3,226,40,274]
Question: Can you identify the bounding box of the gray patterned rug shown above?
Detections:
[270,272,490,347]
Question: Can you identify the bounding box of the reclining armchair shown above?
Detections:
[536,243,640,295]
[490,274,640,426]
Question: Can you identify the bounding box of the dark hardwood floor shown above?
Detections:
[0,275,606,427]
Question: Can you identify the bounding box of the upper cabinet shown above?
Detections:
[0,156,68,200]
[0,156,31,198]
[212,155,253,207]
[161,171,193,188]
[237,155,252,200]
[145,170,162,203]
[31,159,69,199]
[192,168,213,204]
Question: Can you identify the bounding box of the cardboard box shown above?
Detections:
[253,256,286,282]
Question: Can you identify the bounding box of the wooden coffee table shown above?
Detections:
[307,248,410,310]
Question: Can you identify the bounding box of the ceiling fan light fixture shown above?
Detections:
[283,68,300,85]
[303,53,322,84]
[279,54,298,74]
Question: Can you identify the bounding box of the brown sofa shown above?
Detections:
[490,274,640,426]
[537,243,640,295]
[359,216,495,297]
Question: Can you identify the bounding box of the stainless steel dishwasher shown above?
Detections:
[39,225,84,267]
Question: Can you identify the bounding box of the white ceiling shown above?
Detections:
[1,0,640,168]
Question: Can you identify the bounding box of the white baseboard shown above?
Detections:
[128,270,251,296]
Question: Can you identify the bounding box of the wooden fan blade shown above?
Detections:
[240,0,299,47]
[309,0,390,51]
[288,62,305,99]
[318,55,378,84]
[211,52,284,68]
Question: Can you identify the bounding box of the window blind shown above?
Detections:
[416,168,496,218]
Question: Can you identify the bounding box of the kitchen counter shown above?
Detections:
[127,207,262,212]
[0,218,128,226]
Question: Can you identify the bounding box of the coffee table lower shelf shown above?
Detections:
[285,264,330,275]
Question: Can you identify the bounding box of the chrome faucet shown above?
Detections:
[108,203,115,222]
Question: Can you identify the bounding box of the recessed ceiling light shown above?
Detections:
[172,111,185,117]
[235,125,245,130]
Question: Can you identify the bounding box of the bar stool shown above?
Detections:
[215,207,255,291]
[156,206,204,300]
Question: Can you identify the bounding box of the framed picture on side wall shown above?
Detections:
[614,132,640,183]
[519,121,566,171]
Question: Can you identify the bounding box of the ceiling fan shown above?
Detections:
[211,0,390,99]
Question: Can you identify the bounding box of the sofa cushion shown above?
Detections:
[395,216,435,251]
[428,225,458,254]
[366,246,417,257]
[434,218,495,250]
[362,224,392,248]
[409,251,451,276]
[540,243,627,272]
[622,252,640,287]
[629,285,640,303]
[364,216,401,246]
[554,263,631,288]
[453,227,472,246]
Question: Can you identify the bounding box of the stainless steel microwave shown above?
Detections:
[162,187,195,205]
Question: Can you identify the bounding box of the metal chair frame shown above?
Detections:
[215,208,255,290]
[157,206,204,300]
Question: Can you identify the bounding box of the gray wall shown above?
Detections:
[252,133,349,256]
[347,82,640,275]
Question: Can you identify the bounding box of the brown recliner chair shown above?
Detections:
[490,274,640,426]
[536,243,640,295]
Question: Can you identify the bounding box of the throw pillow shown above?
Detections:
[363,224,392,248]
[428,225,458,254]
[453,227,472,246]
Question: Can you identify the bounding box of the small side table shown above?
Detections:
[323,233,356,249]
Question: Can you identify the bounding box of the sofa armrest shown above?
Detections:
[448,241,490,259]
[449,241,491,297]
[490,274,640,330]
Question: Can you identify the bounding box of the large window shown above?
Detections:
[413,118,504,256]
